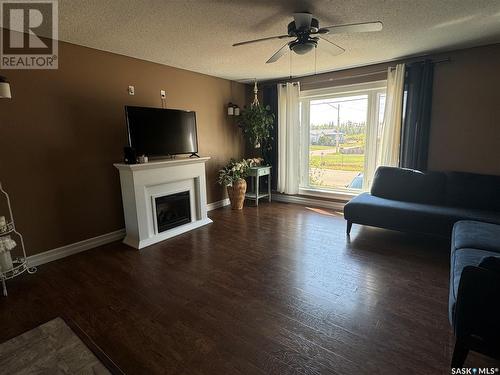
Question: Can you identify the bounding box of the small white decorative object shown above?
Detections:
[0,235,16,251]
[0,237,14,272]
[138,155,148,164]
[234,106,240,116]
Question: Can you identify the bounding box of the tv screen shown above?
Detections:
[125,106,198,157]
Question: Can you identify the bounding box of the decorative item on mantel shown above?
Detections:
[217,158,262,210]
[0,183,36,297]
[237,80,274,160]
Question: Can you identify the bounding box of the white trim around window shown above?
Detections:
[299,80,387,198]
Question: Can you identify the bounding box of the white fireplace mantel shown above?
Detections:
[114,156,212,249]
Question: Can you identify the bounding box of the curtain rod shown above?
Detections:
[388,57,450,71]
[276,57,451,86]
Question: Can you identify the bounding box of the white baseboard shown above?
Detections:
[27,229,126,267]
[207,198,230,211]
[272,193,346,211]
[27,198,231,267]
[25,196,343,269]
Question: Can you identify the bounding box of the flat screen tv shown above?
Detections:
[125,106,198,157]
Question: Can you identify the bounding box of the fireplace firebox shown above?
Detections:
[154,191,191,233]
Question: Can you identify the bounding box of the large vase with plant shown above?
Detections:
[217,159,250,210]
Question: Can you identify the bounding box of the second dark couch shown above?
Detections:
[449,220,500,366]
[344,167,500,237]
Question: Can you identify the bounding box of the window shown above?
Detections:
[299,81,387,196]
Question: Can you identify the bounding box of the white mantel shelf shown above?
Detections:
[113,156,210,171]
[114,156,212,249]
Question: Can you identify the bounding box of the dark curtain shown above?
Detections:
[399,60,434,171]
[263,84,278,190]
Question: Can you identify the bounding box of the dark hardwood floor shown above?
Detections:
[1,202,498,374]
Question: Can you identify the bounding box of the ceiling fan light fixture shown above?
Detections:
[290,40,317,55]
[232,12,382,64]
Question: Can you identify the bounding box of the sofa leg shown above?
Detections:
[451,339,469,368]
[346,221,353,236]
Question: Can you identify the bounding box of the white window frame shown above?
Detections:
[299,80,387,199]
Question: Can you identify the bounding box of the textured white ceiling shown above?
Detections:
[58,0,500,81]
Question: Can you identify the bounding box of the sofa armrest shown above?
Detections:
[454,265,500,345]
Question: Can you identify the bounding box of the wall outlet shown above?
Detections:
[128,85,135,95]
[160,90,166,99]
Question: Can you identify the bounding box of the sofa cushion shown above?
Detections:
[345,193,500,237]
[448,248,496,323]
[452,221,500,253]
[445,171,500,212]
[370,166,446,205]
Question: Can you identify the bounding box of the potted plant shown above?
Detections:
[238,104,274,159]
[217,159,251,210]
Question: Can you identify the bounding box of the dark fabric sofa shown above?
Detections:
[344,167,500,236]
[449,220,500,367]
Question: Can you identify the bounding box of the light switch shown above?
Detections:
[128,85,135,95]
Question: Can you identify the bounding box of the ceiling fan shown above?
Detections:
[233,13,383,64]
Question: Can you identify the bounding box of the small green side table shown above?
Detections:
[245,166,272,206]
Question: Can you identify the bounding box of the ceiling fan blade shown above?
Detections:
[319,37,345,56]
[266,43,290,64]
[233,34,292,47]
[316,21,383,35]
[293,12,313,29]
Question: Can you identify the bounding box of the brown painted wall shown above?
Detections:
[0,41,246,255]
[265,43,500,176]
[428,44,500,175]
